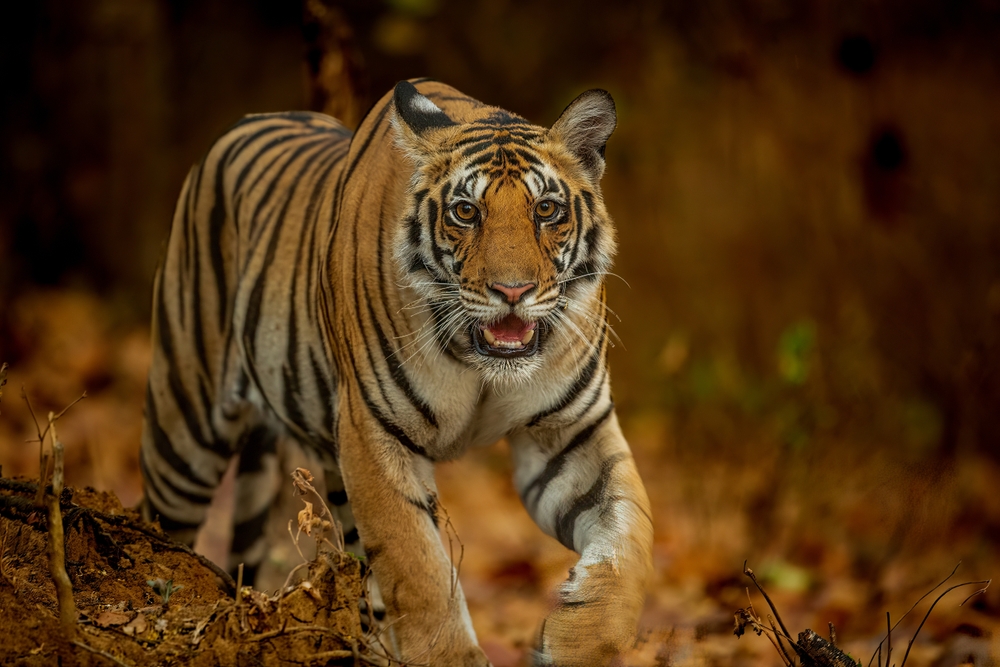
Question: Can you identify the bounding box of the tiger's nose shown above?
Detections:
[490,282,536,304]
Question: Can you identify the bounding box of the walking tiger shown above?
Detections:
[140,78,653,666]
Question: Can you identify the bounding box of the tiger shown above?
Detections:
[139,78,654,666]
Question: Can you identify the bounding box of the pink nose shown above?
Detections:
[491,282,535,304]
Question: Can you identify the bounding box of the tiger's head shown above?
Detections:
[391,81,617,385]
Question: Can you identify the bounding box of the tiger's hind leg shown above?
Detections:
[139,386,232,549]
[227,424,281,584]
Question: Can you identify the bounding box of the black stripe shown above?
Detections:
[242,123,321,195]
[190,227,209,370]
[208,139,241,330]
[406,216,421,246]
[236,136,313,251]
[414,188,429,208]
[568,194,584,270]
[358,387,430,459]
[231,507,270,554]
[427,198,439,230]
[461,140,496,158]
[454,129,501,146]
[353,265,397,414]
[241,142,314,360]
[428,94,483,107]
[342,103,391,188]
[568,226,602,284]
[430,223,447,271]
[231,127,301,215]
[308,347,336,445]
[367,300,438,427]
[282,309,312,435]
[343,526,359,544]
[304,142,348,321]
[512,148,542,166]
[289,141,329,312]
[140,408,216,506]
[236,425,277,473]
[374,193,400,342]
[555,452,626,550]
[527,337,605,427]
[407,493,438,528]
[328,489,349,506]
[196,378,230,457]
[209,123,291,330]
[179,180,196,328]
[345,337,431,460]
[574,366,608,423]
[156,289,215,451]
[523,405,614,511]
[247,138,328,245]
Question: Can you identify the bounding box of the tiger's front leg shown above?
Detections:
[337,392,489,666]
[511,406,654,667]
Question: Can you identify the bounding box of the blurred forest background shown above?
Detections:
[1,1,999,665]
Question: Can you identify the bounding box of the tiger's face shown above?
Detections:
[392,83,617,384]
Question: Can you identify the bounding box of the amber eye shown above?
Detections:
[452,201,479,222]
[534,200,560,221]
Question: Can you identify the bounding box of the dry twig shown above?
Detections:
[46,412,78,641]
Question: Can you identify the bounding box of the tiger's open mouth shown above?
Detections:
[472,314,539,358]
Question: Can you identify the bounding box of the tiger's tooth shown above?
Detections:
[521,329,535,345]
[482,328,497,346]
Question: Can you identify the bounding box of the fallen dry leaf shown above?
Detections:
[123,614,148,636]
[94,610,132,627]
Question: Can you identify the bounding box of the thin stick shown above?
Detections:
[23,389,86,504]
[71,640,132,667]
[898,579,990,667]
[744,561,796,663]
[47,413,78,666]
[867,562,961,667]
[768,615,796,666]
[25,390,88,446]
[23,388,47,505]
[961,582,990,607]
[885,612,892,667]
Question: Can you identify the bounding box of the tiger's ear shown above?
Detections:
[391,81,455,160]
[550,89,617,182]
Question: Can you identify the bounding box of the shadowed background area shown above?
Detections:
[1,1,999,664]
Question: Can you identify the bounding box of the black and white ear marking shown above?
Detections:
[550,89,617,182]
[393,81,455,135]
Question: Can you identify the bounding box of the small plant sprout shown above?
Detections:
[147,577,184,604]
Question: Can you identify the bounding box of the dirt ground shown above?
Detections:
[0,478,368,666]
[0,290,998,667]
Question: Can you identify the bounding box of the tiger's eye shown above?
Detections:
[453,202,479,222]
[535,200,559,220]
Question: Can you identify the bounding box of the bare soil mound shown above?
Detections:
[0,479,366,666]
